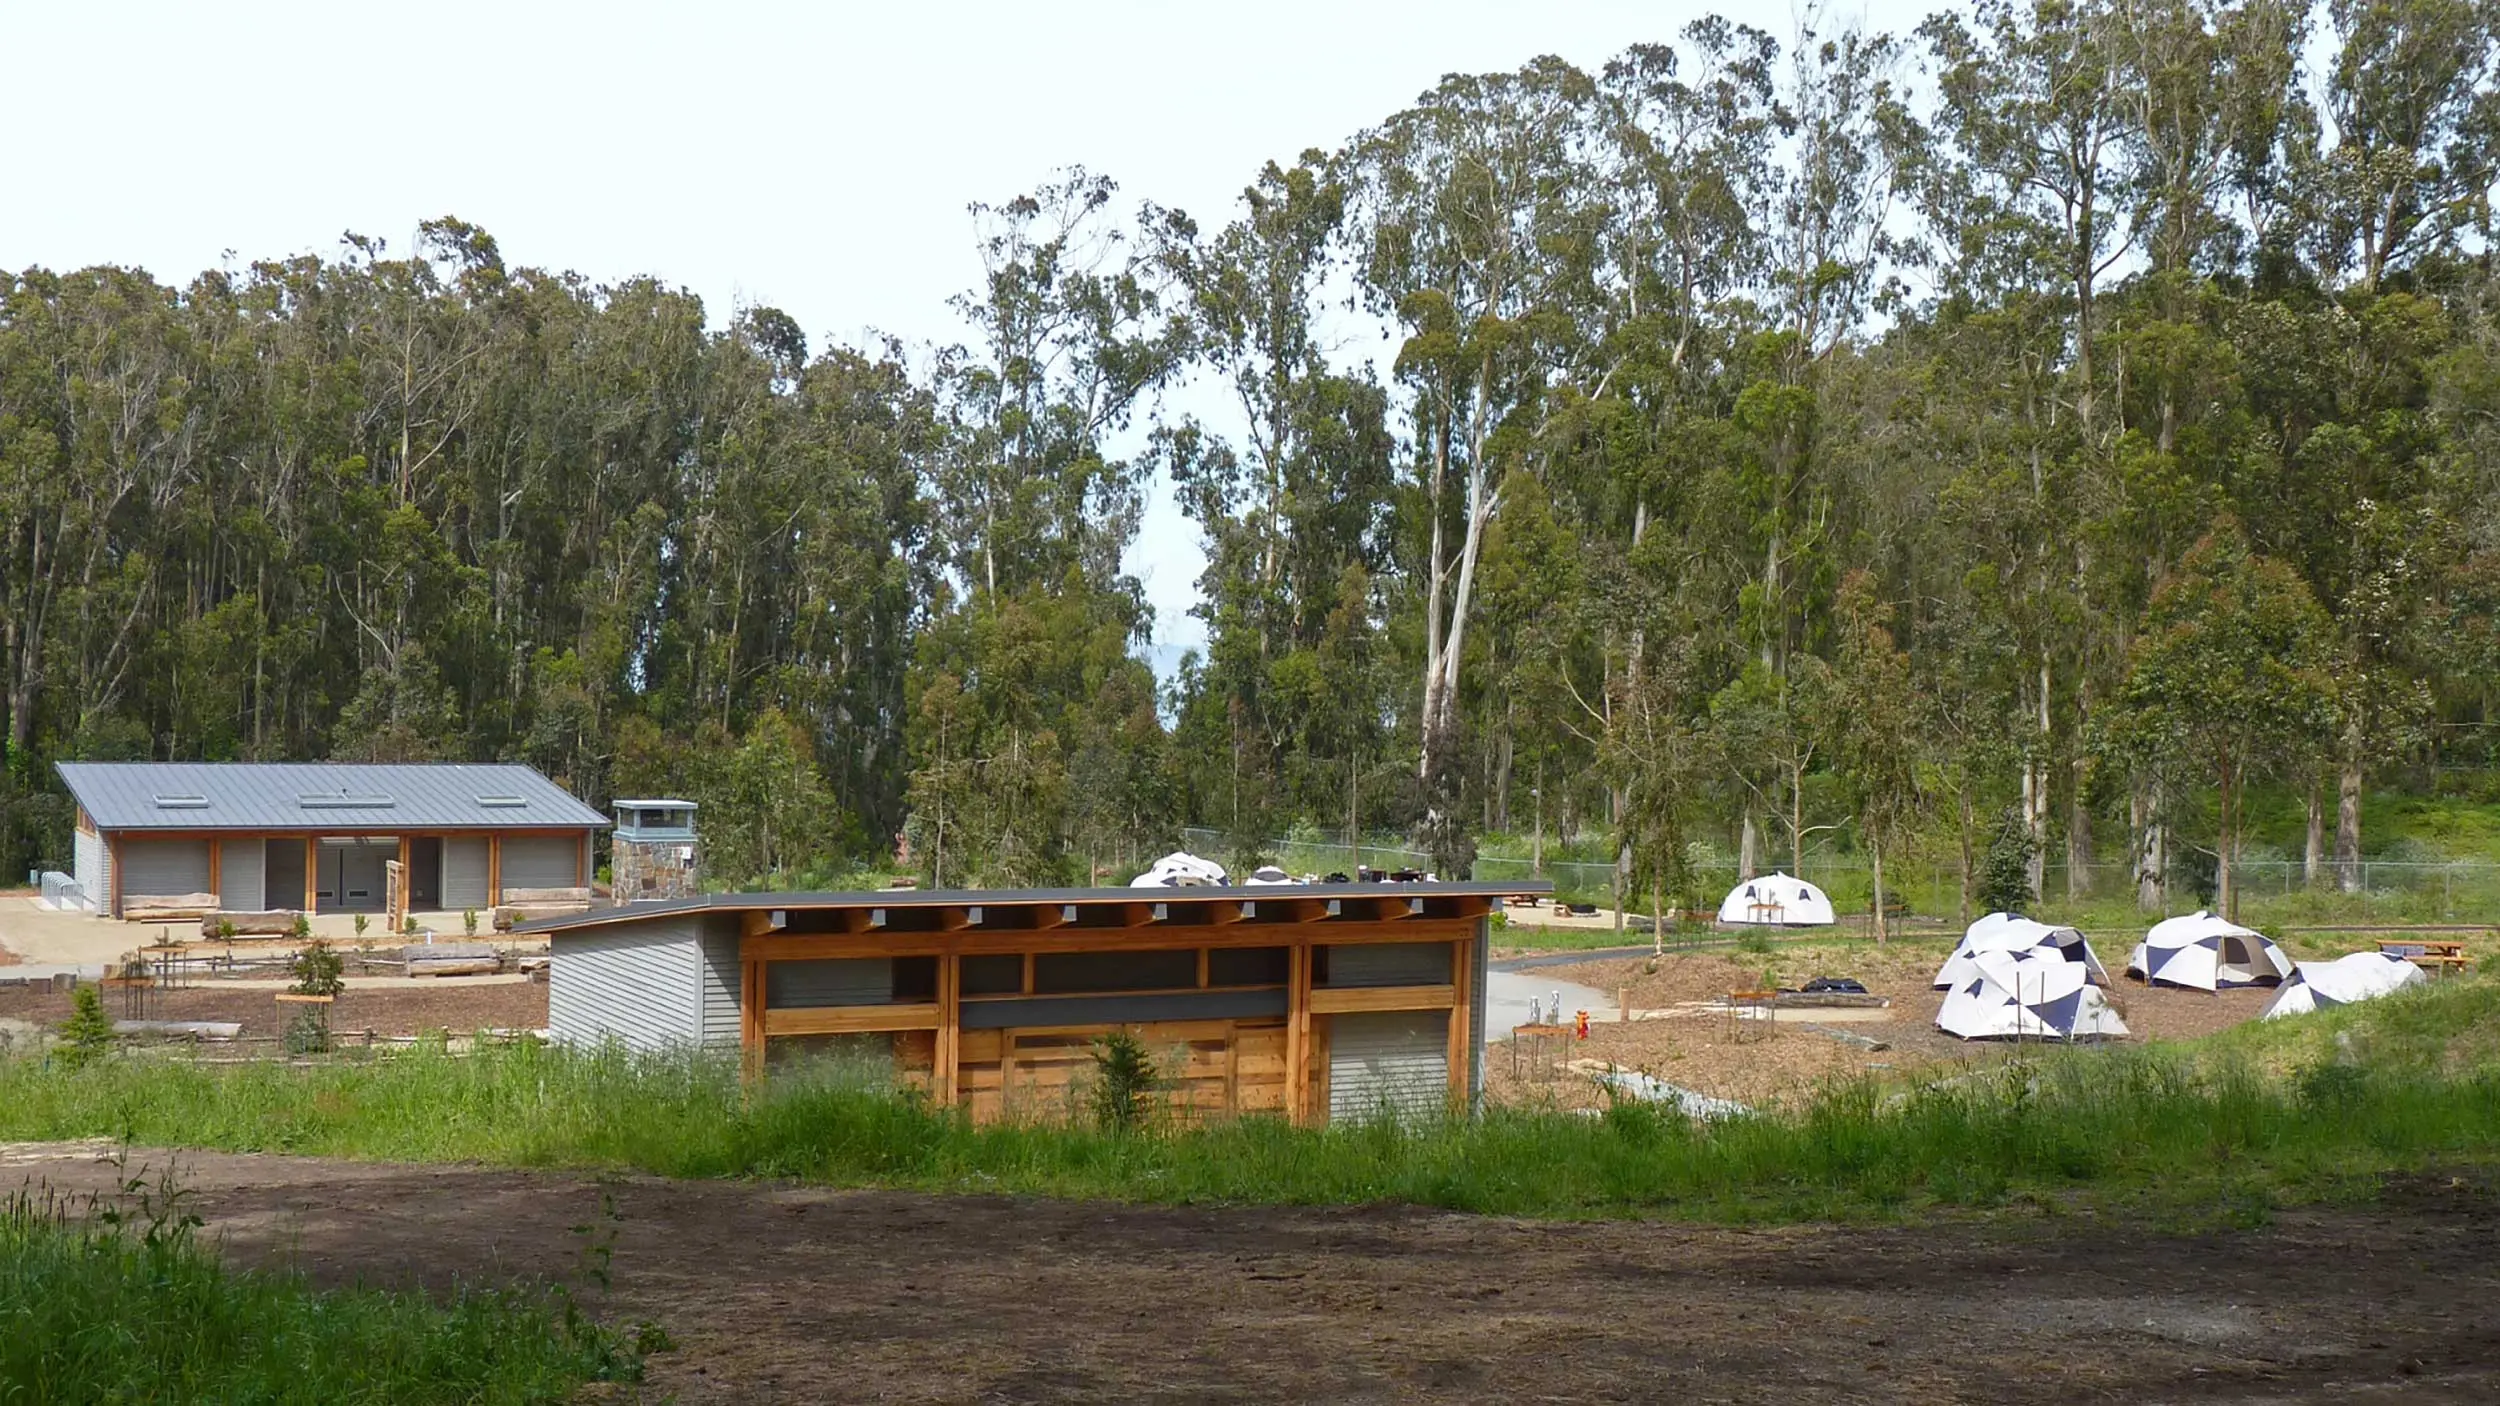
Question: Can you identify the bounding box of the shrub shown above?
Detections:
[55,987,117,1069]
[1089,1029,1159,1134]
[1978,806,2038,914]
[288,939,345,998]
[463,908,480,937]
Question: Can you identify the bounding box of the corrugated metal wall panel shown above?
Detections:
[1328,1010,1449,1124]
[218,841,264,912]
[698,918,743,1047]
[73,830,108,912]
[766,957,892,1007]
[442,837,489,911]
[500,833,580,890]
[1322,941,1452,988]
[548,920,702,1052]
[263,840,304,913]
[119,839,212,901]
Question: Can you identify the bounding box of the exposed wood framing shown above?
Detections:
[486,835,502,907]
[1447,936,1473,1106]
[761,1003,944,1037]
[206,837,222,907]
[302,836,317,915]
[1286,941,1313,1123]
[1306,984,1457,1015]
[935,950,961,1104]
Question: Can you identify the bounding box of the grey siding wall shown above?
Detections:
[264,840,304,913]
[218,841,265,912]
[500,833,580,891]
[120,839,211,901]
[548,919,702,1052]
[442,837,489,911]
[73,829,108,912]
[698,917,743,1047]
[1329,1010,1449,1123]
[1322,941,1451,988]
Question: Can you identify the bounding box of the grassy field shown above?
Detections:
[0,1166,644,1403]
[1,974,2494,1226]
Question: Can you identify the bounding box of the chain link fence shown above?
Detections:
[1178,827,2500,923]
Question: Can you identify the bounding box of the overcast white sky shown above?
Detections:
[4,0,1925,676]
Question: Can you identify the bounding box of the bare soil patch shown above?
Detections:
[0,981,546,1039]
[7,1144,2495,1403]
[1492,946,2297,1110]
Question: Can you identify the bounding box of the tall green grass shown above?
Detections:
[0,1170,642,1403]
[5,982,2497,1224]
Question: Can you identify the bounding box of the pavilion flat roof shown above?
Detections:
[516,880,1548,937]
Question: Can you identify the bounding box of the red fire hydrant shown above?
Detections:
[1575,1009,1590,1039]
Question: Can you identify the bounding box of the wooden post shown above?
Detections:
[303,836,317,915]
[1446,935,1473,1108]
[397,835,413,920]
[1285,941,1313,1124]
[207,837,222,909]
[487,835,503,907]
[740,957,765,1083]
[936,949,960,1108]
[109,834,122,918]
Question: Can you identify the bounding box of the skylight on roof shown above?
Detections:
[476,796,528,808]
[153,795,209,809]
[299,793,394,809]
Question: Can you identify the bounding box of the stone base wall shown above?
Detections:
[614,836,700,900]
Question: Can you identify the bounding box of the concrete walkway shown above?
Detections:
[1481,967,1616,1042]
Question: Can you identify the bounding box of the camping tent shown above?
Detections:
[1935,949,2132,1041]
[1130,852,1229,888]
[2261,951,2427,1019]
[1933,912,2112,989]
[1714,873,1836,927]
[2127,911,2295,990]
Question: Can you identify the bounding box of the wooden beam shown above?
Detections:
[733,921,1477,964]
[303,836,317,916]
[1032,904,1074,930]
[397,835,413,918]
[109,834,123,918]
[206,837,222,909]
[941,905,981,932]
[486,835,502,907]
[762,1003,943,1037]
[1446,937,1472,1108]
[1306,984,1457,1015]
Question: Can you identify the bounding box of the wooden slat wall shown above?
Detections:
[735,911,1485,1126]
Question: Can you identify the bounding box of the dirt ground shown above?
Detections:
[1488,945,2292,1110]
[5,1142,2495,1404]
[0,979,547,1040]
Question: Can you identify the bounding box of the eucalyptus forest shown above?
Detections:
[5,0,2498,921]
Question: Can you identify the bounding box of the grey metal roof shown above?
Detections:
[516,879,1548,935]
[56,761,610,833]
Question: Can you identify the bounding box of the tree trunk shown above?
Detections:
[2132,780,2165,913]
[2217,773,2238,922]
[1958,784,1975,926]
[2336,749,2364,896]
[2066,754,2091,901]
[1871,838,1887,945]
[1739,809,1760,879]
[2303,773,2325,888]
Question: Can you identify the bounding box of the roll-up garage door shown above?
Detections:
[499,834,581,891]
[218,840,264,912]
[442,837,489,911]
[1328,1010,1449,1124]
[119,839,212,904]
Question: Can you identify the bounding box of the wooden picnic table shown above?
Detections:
[2377,937,2472,977]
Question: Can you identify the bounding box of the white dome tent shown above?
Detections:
[1129,852,1229,888]
[2127,911,2296,991]
[1936,950,2132,1041]
[2261,951,2427,1019]
[1933,912,2112,989]
[1714,873,1836,927]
